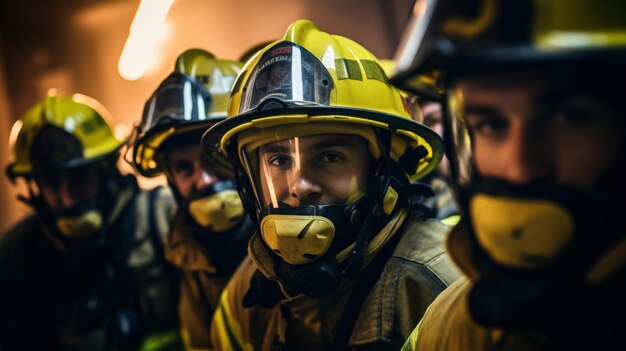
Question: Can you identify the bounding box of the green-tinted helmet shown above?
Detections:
[174,49,243,118]
[6,90,123,180]
[132,50,243,177]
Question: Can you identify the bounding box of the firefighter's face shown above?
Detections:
[257,134,372,208]
[458,71,624,190]
[36,164,100,213]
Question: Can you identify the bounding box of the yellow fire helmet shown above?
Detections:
[202,20,444,297]
[132,49,242,177]
[205,19,443,181]
[6,90,123,180]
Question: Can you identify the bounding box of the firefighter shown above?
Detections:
[203,19,460,350]
[0,91,181,350]
[392,0,626,349]
[131,49,254,349]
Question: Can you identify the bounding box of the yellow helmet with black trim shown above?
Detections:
[206,19,443,181]
[6,90,123,179]
[202,19,444,298]
[132,49,242,177]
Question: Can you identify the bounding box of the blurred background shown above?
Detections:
[0,0,416,234]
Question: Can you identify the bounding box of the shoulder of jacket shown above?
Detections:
[1,215,41,245]
[389,216,460,287]
[0,215,46,260]
[393,216,450,263]
[223,256,258,301]
[133,185,177,241]
[136,185,176,212]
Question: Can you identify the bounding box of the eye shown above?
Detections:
[38,176,61,190]
[268,155,291,167]
[466,114,510,139]
[551,105,593,127]
[172,160,195,176]
[69,171,94,187]
[319,152,343,163]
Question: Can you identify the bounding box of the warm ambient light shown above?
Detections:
[118,0,174,81]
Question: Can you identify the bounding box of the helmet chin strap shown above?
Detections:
[339,129,394,277]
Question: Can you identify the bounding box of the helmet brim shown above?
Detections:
[134,118,224,177]
[393,45,626,96]
[202,104,444,180]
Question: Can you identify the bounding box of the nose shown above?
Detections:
[503,127,550,184]
[194,166,218,192]
[58,181,79,209]
[287,168,322,206]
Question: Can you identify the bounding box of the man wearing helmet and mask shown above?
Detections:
[0,91,181,350]
[131,49,254,349]
[204,20,460,351]
[392,0,626,350]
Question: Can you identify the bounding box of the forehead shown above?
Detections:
[456,67,622,106]
[259,134,368,153]
[457,69,557,98]
[35,164,100,187]
[166,143,202,160]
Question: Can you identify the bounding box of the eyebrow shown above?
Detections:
[310,138,356,150]
[534,88,603,107]
[464,105,505,119]
[259,137,356,154]
[259,144,291,154]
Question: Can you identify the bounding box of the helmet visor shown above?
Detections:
[239,130,372,210]
[141,73,212,132]
[239,42,334,113]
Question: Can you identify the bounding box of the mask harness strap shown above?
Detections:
[340,129,392,278]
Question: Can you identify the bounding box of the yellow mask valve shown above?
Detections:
[261,214,335,265]
[470,194,575,269]
[188,190,245,232]
[383,186,399,215]
[56,210,103,239]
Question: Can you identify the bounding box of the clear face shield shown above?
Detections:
[238,130,373,265]
[141,73,212,132]
[445,87,473,188]
[130,73,213,176]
